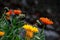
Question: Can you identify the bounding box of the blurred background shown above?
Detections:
[0,0,60,40]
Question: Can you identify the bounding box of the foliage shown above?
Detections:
[0,13,45,40]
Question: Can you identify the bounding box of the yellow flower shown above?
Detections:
[33,27,39,32]
[0,31,5,36]
[23,24,39,32]
[23,24,32,30]
[23,24,39,39]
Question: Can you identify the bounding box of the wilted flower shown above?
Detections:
[0,31,5,36]
[39,17,53,25]
[6,16,10,20]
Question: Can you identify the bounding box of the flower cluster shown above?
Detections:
[23,24,39,32]
[6,9,22,16]
[0,7,54,40]
[23,24,39,39]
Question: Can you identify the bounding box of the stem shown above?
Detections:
[26,37,30,40]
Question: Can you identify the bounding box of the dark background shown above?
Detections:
[0,0,60,40]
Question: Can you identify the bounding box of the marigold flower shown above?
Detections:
[26,30,33,38]
[6,10,12,16]
[39,17,53,25]
[0,31,5,36]
[6,12,11,20]
[6,12,11,16]
[8,10,12,14]
[6,9,22,16]
[23,24,38,38]
[23,24,39,32]
[33,27,39,32]
[23,24,32,30]
[14,10,22,15]
[23,24,39,39]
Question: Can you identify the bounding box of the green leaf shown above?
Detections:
[15,35,20,40]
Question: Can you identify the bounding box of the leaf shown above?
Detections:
[32,28,45,40]
[15,35,20,40]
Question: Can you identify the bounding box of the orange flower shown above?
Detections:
[6,9,22,16]
[26,30,33,38]
[0,31,5,36]
[39,17,53,25]
[14,10,22,15]
[6,12,11,16]
[8,10,12,14]
[6,10,12,16]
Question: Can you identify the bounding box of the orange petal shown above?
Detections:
[6,12,11,16]
[9,10,12,14]
[26,31,33,38]
[0,31,5,36]
[14,10,22,15]
[40,17,53,25]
